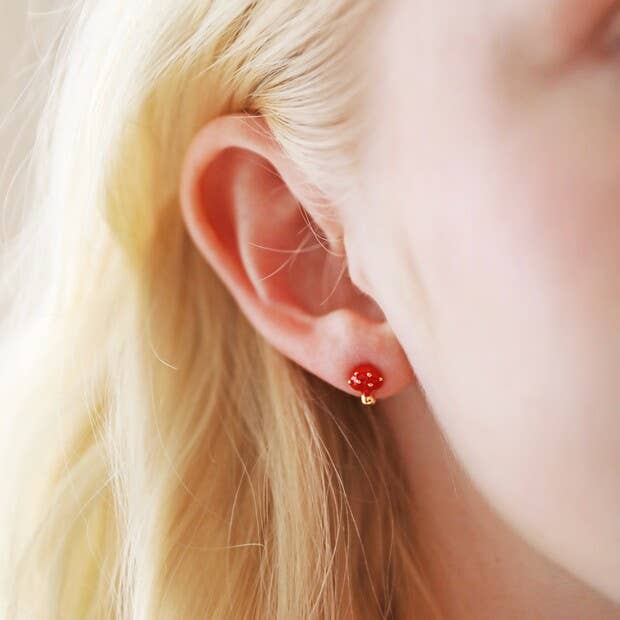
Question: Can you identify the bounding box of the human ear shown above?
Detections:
[179,113,414,401]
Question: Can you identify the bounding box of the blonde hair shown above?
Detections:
[0,1,438,618]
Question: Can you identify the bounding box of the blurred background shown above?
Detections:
[0,3,34,95]
[1,1,63,230]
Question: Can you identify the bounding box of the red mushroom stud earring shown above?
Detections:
[347,363,385,405]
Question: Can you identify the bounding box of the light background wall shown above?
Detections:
[1,0,61,119]
[0,2,31,89]
[0,0,63,227]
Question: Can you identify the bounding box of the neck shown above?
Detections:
[380,383,619,620]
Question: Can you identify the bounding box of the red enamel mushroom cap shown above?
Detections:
[347,363,385,405]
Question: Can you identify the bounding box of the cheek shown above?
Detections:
[383,67,620,403]
[362,64,620,595]
[437,145,620,420]
[432,84,620,391]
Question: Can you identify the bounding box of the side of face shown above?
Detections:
[350,0,620,602]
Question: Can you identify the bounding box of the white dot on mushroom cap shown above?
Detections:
[366,372,372,377]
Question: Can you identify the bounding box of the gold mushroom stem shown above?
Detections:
[361,394,376,406]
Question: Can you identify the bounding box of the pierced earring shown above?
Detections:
[347,363,385,406]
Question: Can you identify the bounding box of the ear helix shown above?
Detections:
[347,363,385,406]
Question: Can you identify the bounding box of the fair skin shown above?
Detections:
[180,1,620,617]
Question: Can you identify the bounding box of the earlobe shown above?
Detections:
[179,113,415,401]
